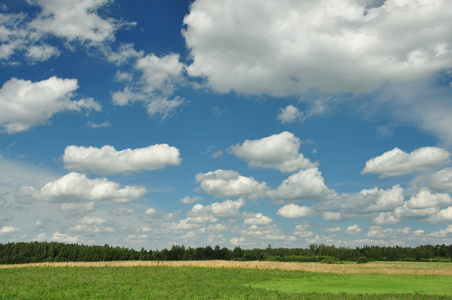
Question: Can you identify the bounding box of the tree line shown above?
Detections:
[0,242,451,265]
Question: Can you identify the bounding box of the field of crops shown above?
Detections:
[1,261,451,299]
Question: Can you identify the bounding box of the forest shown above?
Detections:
[0,242,451,265]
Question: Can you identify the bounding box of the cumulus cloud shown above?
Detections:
[277,204,316,218]
[0,225,19,235]
[430,168,452,193]
[293,224,314,238]
[277,105,304,123]
[145,208,157,216]
[183,0,452,96]
[407,188,452,209]
[345,224,362,235]
[188,198,245,221]
[362,147,450,177]
[135,53,184,94]
[269,168,330,203]
[37,172,146,203]
[362,184,404,212]
[427,207,452,223]
[0,0,132,63]
[51,231,80,243]
[25,44,59,62]
[228,132,317,173]
[111,53,187,120]
[180,196,203,204]
[195,169,268,199]
[28,0,122,44]
[211,198,245,218]
[63,144,181,175]
[243,213,273,225]
[0,76,100,133]
[69,216,114,233]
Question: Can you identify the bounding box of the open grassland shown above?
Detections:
[2,260,452,275]
[0,261,451,299]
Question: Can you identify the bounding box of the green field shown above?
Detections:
[1,264,451,299]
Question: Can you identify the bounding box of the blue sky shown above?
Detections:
[1,0,452,250]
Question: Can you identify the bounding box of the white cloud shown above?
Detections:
[51,231,80,243]
[38,172,146,203]
[187,198,245,220]
[111,207,135,215]
[228,132,317,173]
[243,213,273,225]
[135,53,184,94]
[427,207,452,223]
[29,0,121,44]
[362,147,450,177]
[277,204,316,218]
[78,216,106,225]
[211,198,245,218]
[25,44,59,62]
[60,201,95,213]
[430,168,452,193]
[293,224,314,238]
[87,121,111,128]
[111,53,188,120]
[345,224,362,234]
[0,225,19,235]
[322,212,343,221]
[180,196,203,204]
[324,226,342,233]
[63,144,181,175]
[195,169,268,199]
[366,226,415,239]
[269,168,330,203]
[277,105,304,123]
[0,76,100,133]
[107,43,144,65]
[145,208,157,216]
[362,184,404,212]
[183,0,452,96]
[146,97,187,120]
[407,188,452,209]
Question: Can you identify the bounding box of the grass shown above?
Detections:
[0,261,451,299]
[250,273,452,296]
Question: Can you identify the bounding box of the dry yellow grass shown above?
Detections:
[1,260,451,275]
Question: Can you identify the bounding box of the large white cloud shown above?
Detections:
[362,147,450,177]
[407,188,452,209]
[36,172,147,203]
[0,77,100,133]
[63,144,181,175]
[268,168,330,203]
[195,169,268,199]
[277,204,316,218]
[228,131,317,173]
[183,0,452,96]
[29,0,121,43]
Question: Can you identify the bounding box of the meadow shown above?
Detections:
[1,261,451,299]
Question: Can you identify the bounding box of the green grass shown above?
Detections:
[250,273,452,296]
[0,266,451,299]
